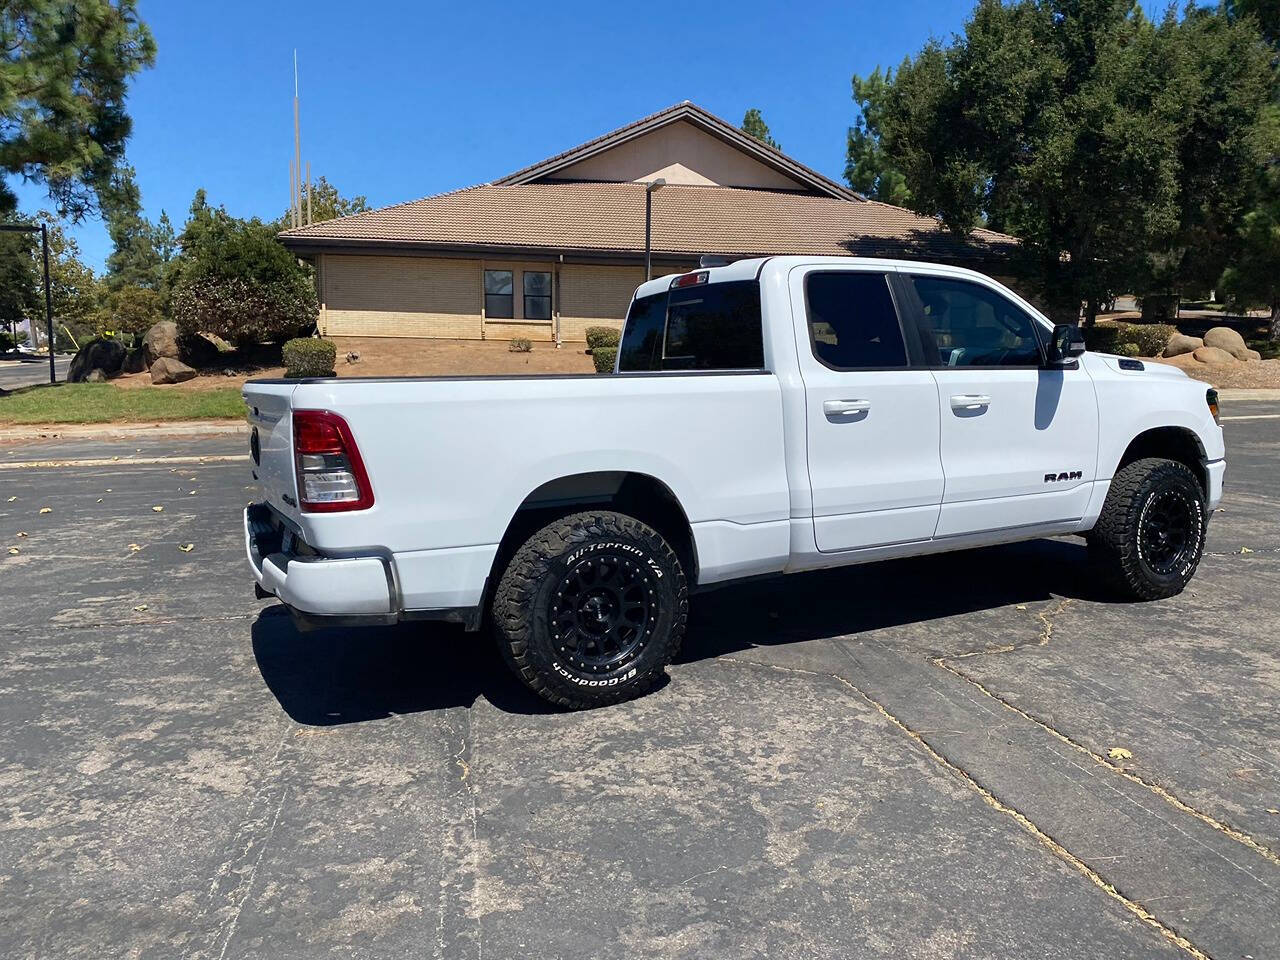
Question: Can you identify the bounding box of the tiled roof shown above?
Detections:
[279,181,1017,263]
[493,101,860,202]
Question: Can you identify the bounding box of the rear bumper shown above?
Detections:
[244,504,396,623]
[1205,458,1226,512]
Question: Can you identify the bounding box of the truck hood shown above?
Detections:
[1085,352,1189,381]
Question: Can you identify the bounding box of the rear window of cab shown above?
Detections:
[618,280,764,372]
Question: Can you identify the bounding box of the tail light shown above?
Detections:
[292,410,374,512]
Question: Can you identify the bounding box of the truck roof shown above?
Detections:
[631,256,1001,301]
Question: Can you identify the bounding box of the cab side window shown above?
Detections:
[804,272,908,369]
[908,275,1043,367]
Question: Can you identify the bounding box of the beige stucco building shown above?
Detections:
[279,102,1018,343]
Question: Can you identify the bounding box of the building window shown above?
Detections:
[484,270,513,318]
[524,271,552,321]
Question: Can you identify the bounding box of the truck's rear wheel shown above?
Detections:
[1087,457,1206,600]
[490,510,688,709]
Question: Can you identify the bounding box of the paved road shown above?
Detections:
[0,356,72,389]
[1,404,1277,960]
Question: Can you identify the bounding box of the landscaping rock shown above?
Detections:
[1192,345,1237,365]
[178,332,221,368]
[68,338,125,382]
[85,369,107,383]
[1163,333,1202,358]
[1202,326,1248,357]
[121,346,147,374]
[1242,348,1262,362]
[143,321,180,366]
[149,356,197,384]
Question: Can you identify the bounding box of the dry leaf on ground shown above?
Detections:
[133,604,148,612]
[151,506,163,513]
[1108,747,1133,761]
[38,507,51,514]
[178,543,194,553]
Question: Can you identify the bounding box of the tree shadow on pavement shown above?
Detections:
[253,536,1111,723]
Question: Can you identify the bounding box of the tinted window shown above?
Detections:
[909,275,1042,367]
[523,271,551,320]
[618,280,764,372]
[483,270,513,319]
[805,272,907,369]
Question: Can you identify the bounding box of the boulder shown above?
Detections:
[121,346,147,374]
[142,320,180,366]
[1163,333,1202,358]
[85,368,107,383]
[68,338,125,383]
[1202,326,1248,356]
[1192,345,1237,364]
[149,356,197,385]
[1241,348,1262,362]
[178,332,221,368]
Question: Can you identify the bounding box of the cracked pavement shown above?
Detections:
[1,400,1277,959]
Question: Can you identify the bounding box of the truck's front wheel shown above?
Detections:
[1087,457,1207,600]
[490,511,688,709]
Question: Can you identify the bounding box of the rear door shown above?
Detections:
[899,271,1098,537]
[792,266,944,551]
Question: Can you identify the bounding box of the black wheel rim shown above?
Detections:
[1139,489,1196,576]
[550,553,657,672]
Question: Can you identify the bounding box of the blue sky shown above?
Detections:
[12,0,1173,271]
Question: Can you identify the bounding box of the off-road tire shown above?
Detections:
[490,510,688,709]
[1087,457,1206,600]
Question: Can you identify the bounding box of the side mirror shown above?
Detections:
[1048,323,1086,366]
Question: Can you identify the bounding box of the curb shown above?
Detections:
[0,419,245,442]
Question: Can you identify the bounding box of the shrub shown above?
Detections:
[592,346,618,373]
[282,337,336,378]
[585,326,621,350]
[170,216,317,347]
[104,286,164,337]
[0,330,14,352]
[1085,322,1175,357]
[1117,342,1142,357]
[509,337,532,353]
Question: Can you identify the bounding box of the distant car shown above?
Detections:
[243,256,1225,708]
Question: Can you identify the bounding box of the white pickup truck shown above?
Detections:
[244,256,1225,708]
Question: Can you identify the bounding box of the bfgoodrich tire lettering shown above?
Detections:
[1087,457,1207,600]
[491,511,688,709]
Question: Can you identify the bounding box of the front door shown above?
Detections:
[793,267,945,552]
[899,271,1099,537]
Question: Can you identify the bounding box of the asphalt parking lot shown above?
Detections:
[1,401,1277,960]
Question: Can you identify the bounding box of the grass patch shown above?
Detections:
[0,382,244,424]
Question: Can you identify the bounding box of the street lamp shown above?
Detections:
[0,221,56,383]
[644,178,666,281]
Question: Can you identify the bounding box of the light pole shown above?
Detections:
[644,178,666,281]
[0,221,56,383]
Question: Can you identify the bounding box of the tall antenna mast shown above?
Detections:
[293,51,300,226]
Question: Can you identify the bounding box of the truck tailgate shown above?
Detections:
[243,382,300,523]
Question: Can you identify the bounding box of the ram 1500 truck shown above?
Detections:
[244,256,1224,708]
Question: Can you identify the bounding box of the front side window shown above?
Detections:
[908,275,1042,367]
[484,269,513,319]
[804,272,908,369]
[524,271,552,320]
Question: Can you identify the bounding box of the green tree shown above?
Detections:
[0,1,156,222]
[283,175,369,226]
[103,166,175,294]
[171,191,317,347]
[860,0,1280,325]
[741,108,781,150]
[0,226,39,346]
[845,69,912,205]
[1228,0,1280,45]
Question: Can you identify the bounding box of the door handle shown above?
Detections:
[950,394,991,411]
[824,399,872,417]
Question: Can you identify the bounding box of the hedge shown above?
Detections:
[282,337,337,378]
[585,326,621,350]
[592,346,618,373]
[1084,323,1175,357]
